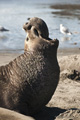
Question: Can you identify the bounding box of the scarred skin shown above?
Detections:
[0,17,60,115]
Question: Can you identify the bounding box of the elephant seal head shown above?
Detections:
[23,24,59,55]
[23,17,49,39]
[23,17,54,51]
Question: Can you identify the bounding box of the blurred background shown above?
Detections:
[0,0,80,52]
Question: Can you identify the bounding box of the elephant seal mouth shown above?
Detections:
[51,39,59,48]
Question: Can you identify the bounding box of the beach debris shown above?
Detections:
[55,108,80,120]
[73,42,77,45]
[67,69,80,81]
[0,26,9,32]
[0,17,60,115]
[60,69,80,82]
[60,24,72,35]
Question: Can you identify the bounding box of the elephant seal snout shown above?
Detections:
[23,17,49,39]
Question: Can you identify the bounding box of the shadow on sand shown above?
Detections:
[33,106,66,120]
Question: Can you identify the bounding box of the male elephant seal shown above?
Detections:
[0,107,34,120]
[0,17,60,115]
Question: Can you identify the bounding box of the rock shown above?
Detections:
[59,55,80,81]
[0,26,9,32]
[73,42,77,45]
[60,69,80,82]
[55,109,80,120]
[23,17,49,39]
[67,69,80,81]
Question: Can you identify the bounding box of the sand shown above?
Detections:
[0,48,80,120]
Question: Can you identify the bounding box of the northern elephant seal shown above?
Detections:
[0,107,34,120]
[0,18,60,115]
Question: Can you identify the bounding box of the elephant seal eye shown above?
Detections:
[27,25,32,30]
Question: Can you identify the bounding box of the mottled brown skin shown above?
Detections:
[23,17,49,39]
[0,18,60,115]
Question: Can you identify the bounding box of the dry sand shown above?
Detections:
[0,48,80,120]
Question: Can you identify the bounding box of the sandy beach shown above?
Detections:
[0,0,80,119]
[0,48,80,120]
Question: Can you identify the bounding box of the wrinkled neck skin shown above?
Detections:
[24,36,58,63]
[24,24,59,60]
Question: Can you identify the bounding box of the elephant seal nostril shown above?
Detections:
[27,25,32,30]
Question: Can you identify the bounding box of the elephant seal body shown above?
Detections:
[0,17,60,115]
[0,107,34,120]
